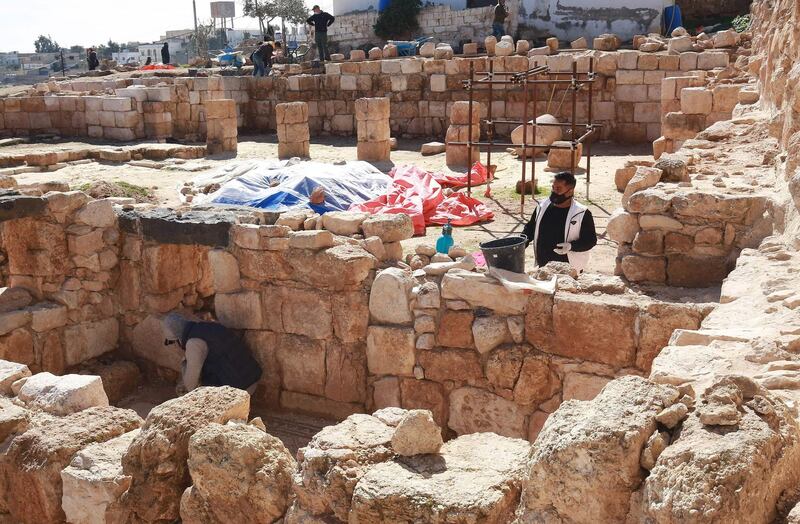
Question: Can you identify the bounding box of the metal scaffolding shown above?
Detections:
[451,56,602,214]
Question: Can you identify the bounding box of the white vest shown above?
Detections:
[531,198,591,273]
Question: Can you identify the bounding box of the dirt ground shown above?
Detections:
[9,135,653,274]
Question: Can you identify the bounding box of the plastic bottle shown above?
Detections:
[435,220,454,254]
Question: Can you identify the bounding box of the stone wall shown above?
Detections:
[0,49,734,145]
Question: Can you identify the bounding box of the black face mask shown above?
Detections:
[549,191,571,204]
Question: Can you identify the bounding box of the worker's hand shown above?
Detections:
[554,242,572,255]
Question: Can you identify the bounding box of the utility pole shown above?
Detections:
[60,49,66,78]
[192,0,199,60]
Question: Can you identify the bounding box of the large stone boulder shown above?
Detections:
[390,409,443,456]
[350,432,530,523]
[638,377,800,523]
[368,267,414,325]
[511,115,562,154]
[17,372,109,415]
[360,213,413,243]
[61,429,141,524]
[2,407,142,524]
[110,386,250,523]
[516,376,679,523]
[287,413,395,522]
[0,358,31,395]
[653,154,689,183]
[180,422,296,524]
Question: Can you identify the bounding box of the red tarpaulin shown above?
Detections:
[139,64,177,70]
[349,164,494,235]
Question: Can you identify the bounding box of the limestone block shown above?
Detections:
[697,51,729,69]
[712,28,737,48]
[622,255,667,283]
[511,114,562,152]
[547,141,582,169]
[357,119,390,142]
[0,359,31,395]
[390,409,443,456]
[288,230,334,250]
[441,269,529,315]
[516,39,530,55]
[355,97,390,121]
[111,387,250,523]
[330,53,344,61]
[368,47,383,60]
[0,287,32,313]
[277,141,309,159]
[607,208,640,244]
[30,303,67,332]
[495,40,514,56]
[361,213,413,242]
[594,33,620,51]
[571,37,588,49]
[179,422,296,524]
[18,372,109,415]
[357,140,391,162]
[668,36,694,53]
[350,49,366,62]
[383,44,398,58]
[287,414,395,521]
[3,407,142,524]
[369,267,414,325]
[680,87,713,115]
[421,141,446,155]
[434,45,454,60]
[366,326,415,376]
[622,166,663,207]
[321,211,369,235]
[351,432,529,522]
[517,377,677,523]
[449,386,529,438]
[640,214,684,231]
[61,429,140,524]
[472,315,510,354]
[450,101,482,125]
[75,199,116,228]
[207,249,240,294]
[278,122,310,143]
[275,101,308,125]
[545,37,559,53]
[419,42,436,58]
[485,36,497,56]
[463,42,478,55]
[215,291,263,330]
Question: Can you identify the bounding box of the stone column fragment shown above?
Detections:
[276,101,310,159]
[355,97,391,162]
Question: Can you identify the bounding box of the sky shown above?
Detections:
[0,0,330,53]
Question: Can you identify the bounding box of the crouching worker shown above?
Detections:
[522,171,597,273]
[162,312,262,396]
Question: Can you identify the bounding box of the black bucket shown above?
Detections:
[480,234,527,273]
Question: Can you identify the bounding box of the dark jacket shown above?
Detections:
[179,321,263,390]
[88,51,99,69]
[257,43,274,64]
[161,44,170,64]
[306,12,335,33]
[493,3,508,24]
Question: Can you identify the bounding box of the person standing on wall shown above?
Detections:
[161,42,170,65]
[492,0,508,39]
[87,48,99,71]
[307,5,335,62]
[521,172,597,273]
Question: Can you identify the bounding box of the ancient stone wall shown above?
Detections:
[0,49,734,145]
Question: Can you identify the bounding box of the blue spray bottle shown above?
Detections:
[435,219,454,254]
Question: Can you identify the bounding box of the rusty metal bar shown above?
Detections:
[487,58,494,181]
[570,60,577,176]
[586,56,594,200]
[521,69,528,215]
[467,60,474,196]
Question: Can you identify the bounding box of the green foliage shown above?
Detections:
[732,14,751,32]
[374,0,422,40]
[69,45,84,53]
[107,40,121,53]
[34,35,60,54]
[244,0,308,37]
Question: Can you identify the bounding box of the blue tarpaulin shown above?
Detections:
[189,160,391,213]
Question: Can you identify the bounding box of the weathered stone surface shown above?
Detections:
[207,249,240,293]
[0,396,29,442]
[472,315,510,354]
[275,334,326,396]
[607,208,640,244]
[361,213,413,243]
[75,199,116,228]
[111,387,250,523]
[448,386,529,438]
[282,288,333,340]
[288,413,395,521]
[321,211,369,236]
[514,354,560,406]
[654,154,689,183]
[351,433,530,523]
[418,348,483,383]
[0,286,32,313]
[441,269,530,315]
[622,166,663,207]
[286,244,376,290]
[0,358,31,395]
[551,293,638,367]
[18,372,109,415]
[3,407,142,524]
[390,409,443,456]
[180,422,296,524]
[61,429,141,524]
[369,267,413,325]
[366,326,415,376]
[142,244,204,294]
[437,310,474,349]
[640,387,799,523]
[516,377,677,523]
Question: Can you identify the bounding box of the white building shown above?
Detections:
[0,52,20,68]
[112,52,140,65]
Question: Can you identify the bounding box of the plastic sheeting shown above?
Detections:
[350,164,494,235]
[192,160,391,213]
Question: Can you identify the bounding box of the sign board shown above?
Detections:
[210,1,236,18]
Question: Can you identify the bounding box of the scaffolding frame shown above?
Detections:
[450,56,602,215]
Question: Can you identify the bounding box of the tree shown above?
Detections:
[243,0,308,40]
[107,40,121,53]
[69,45,84,53]
[374,0,422,40]
[34,34,61,53]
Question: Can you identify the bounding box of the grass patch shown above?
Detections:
[76,181,156,202]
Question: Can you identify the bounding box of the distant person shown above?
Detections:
[161,312,263,396]
[259,41,275,73]
[522,172,597,273]
[161,42,170,65]
[145,56,152,66]
[251,41,266,76]
[273,41,283,61]
[87,48,99,71]
[307,5,335,62]
[493,0,508,39]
